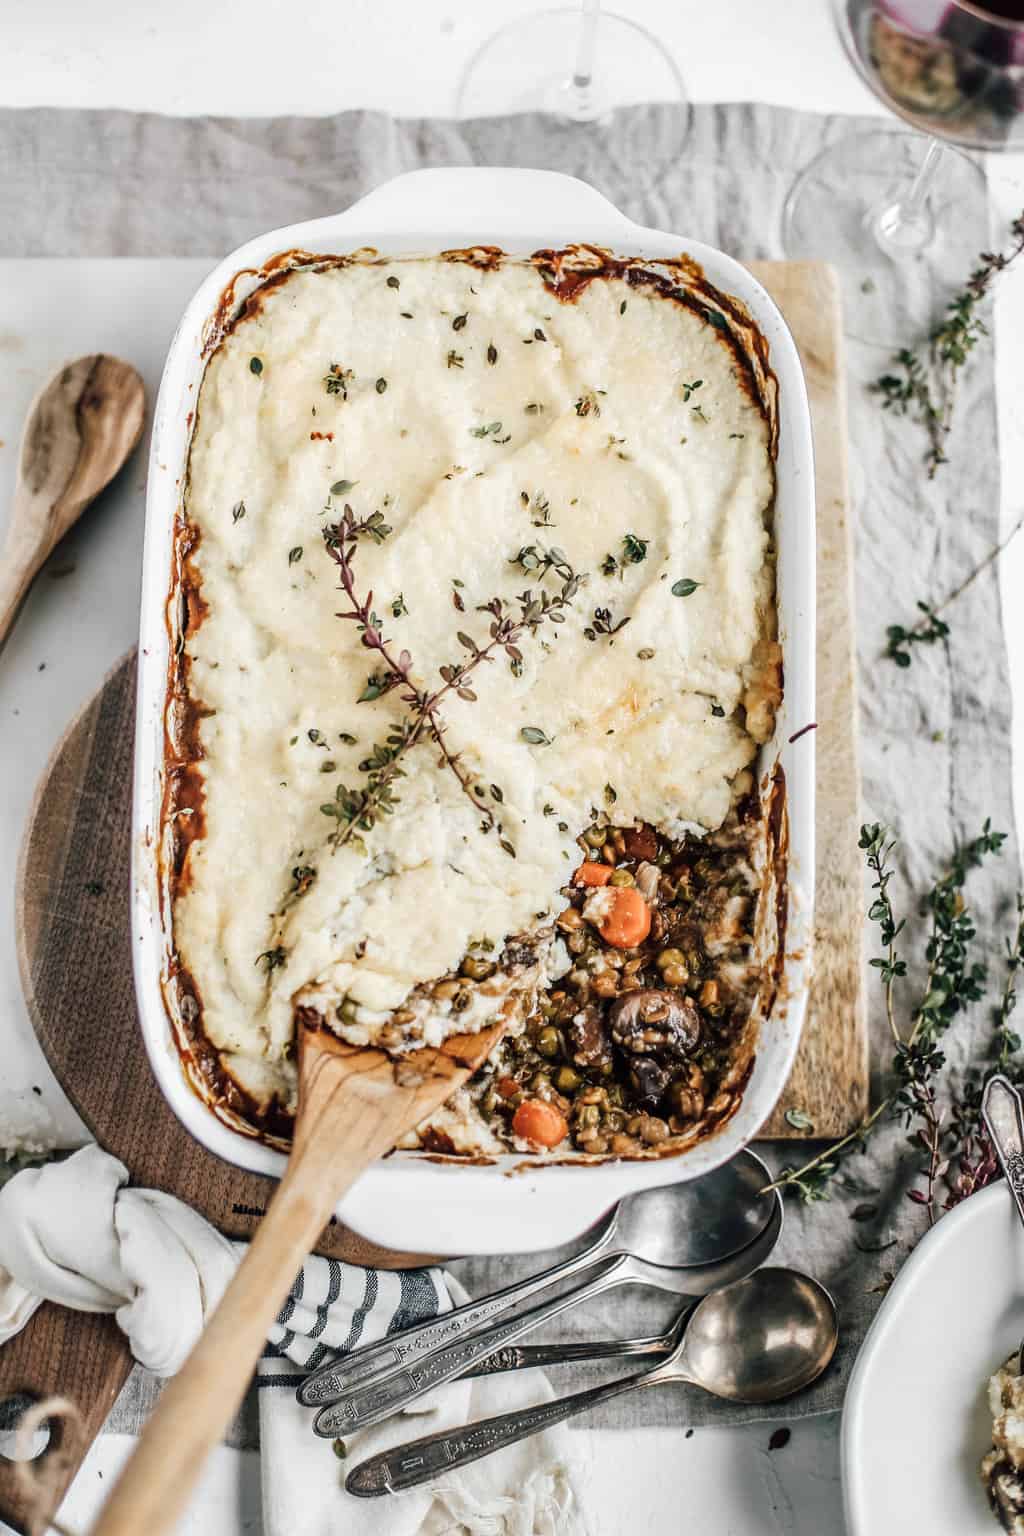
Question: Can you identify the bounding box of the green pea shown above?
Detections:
[536,1025,562,1058]
[555,1066,581,1093]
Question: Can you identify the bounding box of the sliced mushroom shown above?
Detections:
[567,1004,613,1068]
[622,824,658,862]
[633,861,660,902]
[628,1056,671,1110]
[608,988,700,1059]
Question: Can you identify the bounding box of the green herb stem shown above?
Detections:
[885,510,1024,667]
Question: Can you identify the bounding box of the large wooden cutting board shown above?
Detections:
[750,260,868,1137]
[0,258,866,1534]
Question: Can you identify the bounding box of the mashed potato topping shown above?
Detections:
[169,250,778,1118]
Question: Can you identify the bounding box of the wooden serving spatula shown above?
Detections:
[0,354,145,651]
[87,1016,505,1536]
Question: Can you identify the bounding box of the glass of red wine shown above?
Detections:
[455,0,689,192]
[783,0,1024,341]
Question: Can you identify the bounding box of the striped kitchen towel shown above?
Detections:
[0,1145,588,1536]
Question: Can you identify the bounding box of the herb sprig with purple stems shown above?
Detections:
[766,820,1018,1224]
[318,500,585,857]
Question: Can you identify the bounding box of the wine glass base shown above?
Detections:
[781,129,988,347]
[455,8,689,193]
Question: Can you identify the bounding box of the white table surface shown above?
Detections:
[1,3,1022,1533]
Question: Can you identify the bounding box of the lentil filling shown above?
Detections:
[410,805,763,1157]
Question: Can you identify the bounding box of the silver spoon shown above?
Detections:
[346,1266,838,1497]
[463,1307,690,1378]
[298,1148,776,1410]
[311,1192,782,1437]
[981,1074,1024,1373]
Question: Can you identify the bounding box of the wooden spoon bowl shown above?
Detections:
[0,354,145,650]
[87,1013,508,1536]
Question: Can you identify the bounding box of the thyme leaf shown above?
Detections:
[584,606,631,641]
[324,365,354,399]
[256,947,287,972]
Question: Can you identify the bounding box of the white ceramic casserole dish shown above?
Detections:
[133,167,816,1256]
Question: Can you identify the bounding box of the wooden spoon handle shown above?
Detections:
[0,524,42,649]
[88,1084,401,1536]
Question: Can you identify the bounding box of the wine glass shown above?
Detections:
[783,0,1024,342]
[455,0,689,193]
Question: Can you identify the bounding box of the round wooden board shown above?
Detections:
[14,649,428,1269]
[0,652,436,1533]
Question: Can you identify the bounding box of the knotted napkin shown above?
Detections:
[0,1146,589,1536]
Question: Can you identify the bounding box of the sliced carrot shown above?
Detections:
[496,1076,521,1100]
[573,861,613,887]
[599,886,652,949]
[512,1099,569,1148]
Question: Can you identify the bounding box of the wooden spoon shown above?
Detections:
[88,1013,507,1536]
[0,354,145,650]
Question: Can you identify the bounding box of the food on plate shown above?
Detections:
[982,1352,1024,1533]
[163,244,784,1158]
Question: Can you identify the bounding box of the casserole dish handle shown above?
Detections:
[330,166,633,239]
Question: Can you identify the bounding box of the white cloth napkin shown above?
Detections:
[0,1146,590,1535]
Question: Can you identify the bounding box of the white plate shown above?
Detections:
[843,1180,1024,1535]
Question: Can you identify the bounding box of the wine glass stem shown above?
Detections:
[573,0,601,88]
[905,138,944,221]
[871,137,944,256]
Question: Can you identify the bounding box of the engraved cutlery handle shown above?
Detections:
[312,1254,629,1436]
[463,1328,676,1377]
[983,1074,1024,1226]
[297,1236,611,1407]
[346,1365,654,1496]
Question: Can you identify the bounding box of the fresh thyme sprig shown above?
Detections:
[863,823,907,1044]
[319,503,585,854]
[885,510,1024,667]
[892,822,1002,1220]
[766,819,1006,1218]
[993,894,1024,1071]
[871,211,1024,477]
